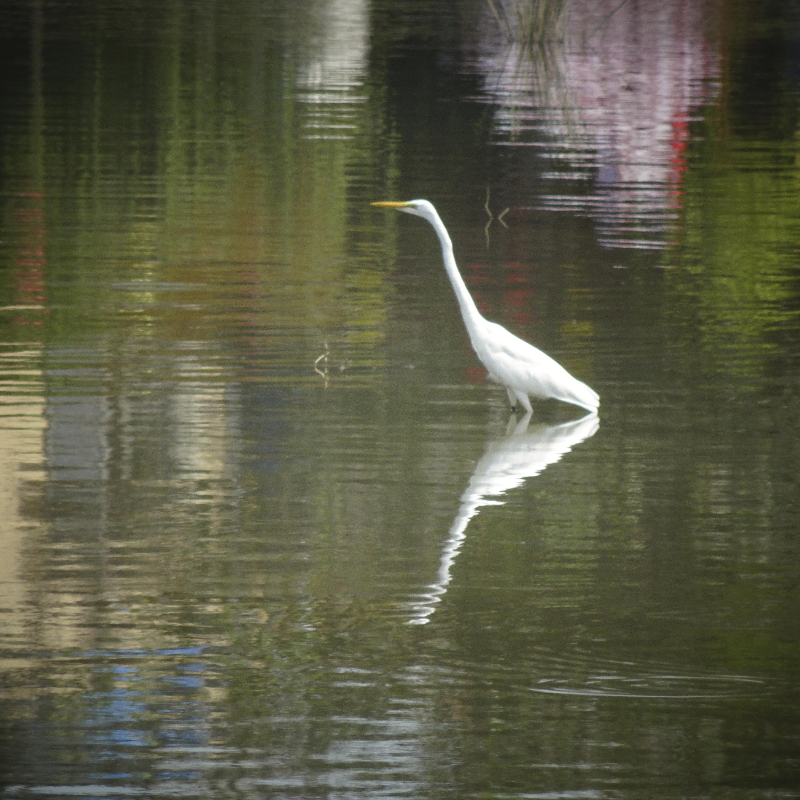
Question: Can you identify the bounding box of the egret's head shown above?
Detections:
[371,199,436,221]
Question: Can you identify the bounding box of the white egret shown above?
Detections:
[372,199,599,413]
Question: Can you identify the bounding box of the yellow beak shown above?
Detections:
[371,201,411,208]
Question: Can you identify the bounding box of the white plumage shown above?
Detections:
[372,199,599,414]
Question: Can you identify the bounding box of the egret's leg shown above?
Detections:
[506,387,517,409]
[513,410,532,434]
[514,390,532,414]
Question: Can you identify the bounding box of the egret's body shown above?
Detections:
[372,199,599,414]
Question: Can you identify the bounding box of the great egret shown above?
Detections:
[372,199,599,413]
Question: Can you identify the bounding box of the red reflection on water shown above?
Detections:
[669,113,690,202]
[11,184,49,326]
[503,262,533,326]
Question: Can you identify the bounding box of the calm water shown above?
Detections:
[1,0,800,797]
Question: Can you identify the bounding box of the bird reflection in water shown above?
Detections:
[407,410,599,625]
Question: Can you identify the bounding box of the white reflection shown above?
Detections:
[295,0,368,140]
[408,411,599,625]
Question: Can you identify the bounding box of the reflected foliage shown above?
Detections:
[1,0,394,353]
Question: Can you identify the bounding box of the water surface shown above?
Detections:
[1,0,799,798]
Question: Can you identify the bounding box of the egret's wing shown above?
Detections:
[474,321,598,411]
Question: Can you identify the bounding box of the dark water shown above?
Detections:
[1,0,800,797]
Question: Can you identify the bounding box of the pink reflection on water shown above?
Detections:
[475,0,720,249]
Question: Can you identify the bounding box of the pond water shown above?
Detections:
[1,0,799,798]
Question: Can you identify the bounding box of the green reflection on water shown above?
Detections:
[3,0,397,364]
[663,0,800,390]
[670,135,800,383]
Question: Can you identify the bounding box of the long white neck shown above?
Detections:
[427,210,484,330]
